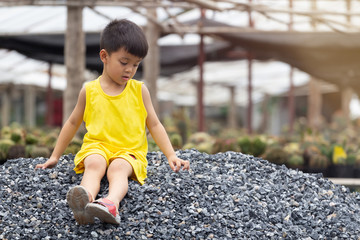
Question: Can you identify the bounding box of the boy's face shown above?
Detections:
[100,47,142,85]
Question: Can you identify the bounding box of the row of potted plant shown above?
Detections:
[158,116,360,178]
[0,123,81,164]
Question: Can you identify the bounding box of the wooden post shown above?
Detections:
[247,54,253,134]
[307,77,322,129]
[228,86,237,129]
[197,8,206,132]
[1,89,10,127]
[260,93,269,133]
[288,0,295,133]
[247,0,254,134]
[64,3,85,124]
[346,0,351,26]
[24,85,36,127]
[46,63,53,126]
[11,87,21,123]
[288,67,295,133]
[144,8,160,114]
[311,0,317,29]
[341,87,353,123]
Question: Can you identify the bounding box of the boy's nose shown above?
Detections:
[125,66,132,73]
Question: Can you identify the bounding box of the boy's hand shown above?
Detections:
[35,157,59,170]
[168,156,190,172]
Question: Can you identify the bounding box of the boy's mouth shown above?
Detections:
[122,76,130,81]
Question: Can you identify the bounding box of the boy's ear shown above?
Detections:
[99,49,108,63]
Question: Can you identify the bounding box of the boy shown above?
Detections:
[36,19,190,225]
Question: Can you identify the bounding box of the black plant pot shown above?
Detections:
[327,165,354,178]
[305,167,328,177]
[353,167,360,178]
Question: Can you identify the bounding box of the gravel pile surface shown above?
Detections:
[1,149,360,239]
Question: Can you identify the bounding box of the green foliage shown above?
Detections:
[212,138,240,153]
[346,154,357,165]
[309,154,329,168]
[252,137,267,157]
[263,147,288,165]
[11,131,22,144]
[30,146,50,158]
[170,133,183,150]
[303,146,330,168]
[8,145,26,159]
[25,145,34,158]
[148,138,160,152]
[238,137,252,155]
[25,133,38,145]
[286,154,304,168]
[188,132,213,144]
[197,142,213,154]
[63,138,83,155]
[184,132,215,153]
[1,126,12,139]
[64,145,81,155]
[0,139,15,162]
[182,142,196,150]
[237,136,266,157]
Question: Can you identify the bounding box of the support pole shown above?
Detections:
[197,8,206,132]
[144,7,160,113]
[346,0,352,26]
[228,86,237,129]
[341,87,353,123]
[46,63,53,126]
[24,85,36,127]
[288,67,295,133]
[260,93,269,133]
[1,90,10,127]
[311,0,317,29]
[247,54,253,134]
[64,2,85,124]
[307,0,323,130]
[288,0,295,133]
[247,0,254,134]
[307,77,322,129]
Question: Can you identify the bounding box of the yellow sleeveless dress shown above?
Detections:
[73,77,148,185]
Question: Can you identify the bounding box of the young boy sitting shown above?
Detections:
[36,19,190,225]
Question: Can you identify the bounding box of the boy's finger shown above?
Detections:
[182,160,190,170]
[176,160,181,172]
[35,164,42,169]
[168,161,175,171]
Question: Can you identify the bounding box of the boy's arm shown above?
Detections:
[142,85,190,172]
[35,87,86,169]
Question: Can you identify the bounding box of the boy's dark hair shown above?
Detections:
[100,19,148,58]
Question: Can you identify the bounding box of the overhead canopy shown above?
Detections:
[0,33,230,76]
[2,18,360,94]
[199,19,360,95]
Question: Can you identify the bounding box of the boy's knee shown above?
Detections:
[84,154,107,171]
[108,158,133,174]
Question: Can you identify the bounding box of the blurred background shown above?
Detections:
[1,0,360,181]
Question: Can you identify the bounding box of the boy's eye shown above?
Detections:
[120,61,127,66]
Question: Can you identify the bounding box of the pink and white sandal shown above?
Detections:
[86,198,120,224]
[66,186,94,225]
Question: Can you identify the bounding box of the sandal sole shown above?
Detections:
[66,186,94,225]
[86,203,120,225]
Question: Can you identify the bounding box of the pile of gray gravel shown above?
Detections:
[1,149,360,239]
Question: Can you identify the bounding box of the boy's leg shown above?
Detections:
[80,154,107,201]
[105,158,134,210]
[85,158,132,224]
